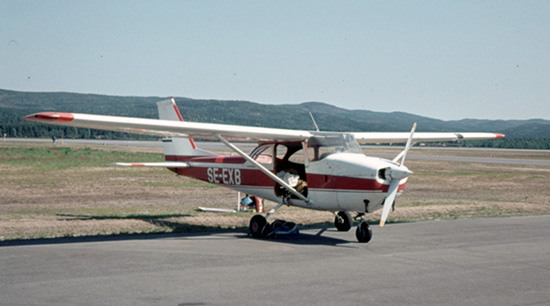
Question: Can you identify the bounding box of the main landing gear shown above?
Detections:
[249,214,299,238]
[249,200,298,238]
[334,211,353,231]
[249,215,272,238]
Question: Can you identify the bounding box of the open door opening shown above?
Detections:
[248,141,308,199]
[273,142,308,198]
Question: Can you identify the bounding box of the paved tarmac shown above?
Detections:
[2,216,549,305]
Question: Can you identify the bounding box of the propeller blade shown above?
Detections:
[400,122,417,166]
[380,178,400,227]
[392,122,417,165]
[383,123,416,227]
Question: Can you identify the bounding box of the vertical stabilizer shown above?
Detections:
[157,97,185,122]
[157,98,214,157]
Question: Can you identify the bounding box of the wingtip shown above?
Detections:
[21,112,74,122]
[495,133,505,139]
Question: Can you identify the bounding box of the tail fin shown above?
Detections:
[157,98,214,157]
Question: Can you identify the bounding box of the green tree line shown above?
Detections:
[2,89,550,149]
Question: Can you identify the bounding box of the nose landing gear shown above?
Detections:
[353,213,372,243]
[355,221,372,243]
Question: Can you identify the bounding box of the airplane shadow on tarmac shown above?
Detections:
[1,214,353,247]
[235,226,354,247]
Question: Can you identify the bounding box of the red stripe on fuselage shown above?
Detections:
[307,174,406,192]
[176,167,269,186]
[164,155,407,192]
[165,155,246,164]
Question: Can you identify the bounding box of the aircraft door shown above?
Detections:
[304,143,338,210]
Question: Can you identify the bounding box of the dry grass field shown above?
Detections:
[1,141,549,241]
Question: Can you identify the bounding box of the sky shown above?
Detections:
[1,0,549,120]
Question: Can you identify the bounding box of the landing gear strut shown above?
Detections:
[334,211,353,231]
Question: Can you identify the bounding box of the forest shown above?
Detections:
[2,89,549,149]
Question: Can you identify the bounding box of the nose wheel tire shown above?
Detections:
[334,211,353,232]
[355,221,372,243]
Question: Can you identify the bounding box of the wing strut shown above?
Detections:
[216,135,310,203]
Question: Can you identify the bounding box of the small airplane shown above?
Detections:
[22,98,504,243]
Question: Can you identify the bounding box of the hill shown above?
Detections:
[1,89,549,148]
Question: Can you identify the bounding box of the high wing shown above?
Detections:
[21,112,312,141]
[353,131,505,144]
[21,109,504,143]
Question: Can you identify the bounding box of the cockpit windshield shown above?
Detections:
[307,133,362,161]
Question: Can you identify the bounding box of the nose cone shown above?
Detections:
[389,166,413,180]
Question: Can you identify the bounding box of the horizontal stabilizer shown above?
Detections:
[108,162,189,168]
[197,207,236,213]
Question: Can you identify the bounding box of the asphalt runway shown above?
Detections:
[2,216,549,305]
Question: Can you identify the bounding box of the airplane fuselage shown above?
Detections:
[165,150,408,213]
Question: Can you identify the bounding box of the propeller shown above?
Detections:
[380,123,417,227]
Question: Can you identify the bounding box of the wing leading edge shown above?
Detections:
[353,132,505,144]
[21,110,504,143]
[21,112,312,141]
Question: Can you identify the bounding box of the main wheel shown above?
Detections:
[355,221,372,243]
[334,211,353,231]
[249,215,271,238]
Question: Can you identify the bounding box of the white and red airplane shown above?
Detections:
[22,98,504,242]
